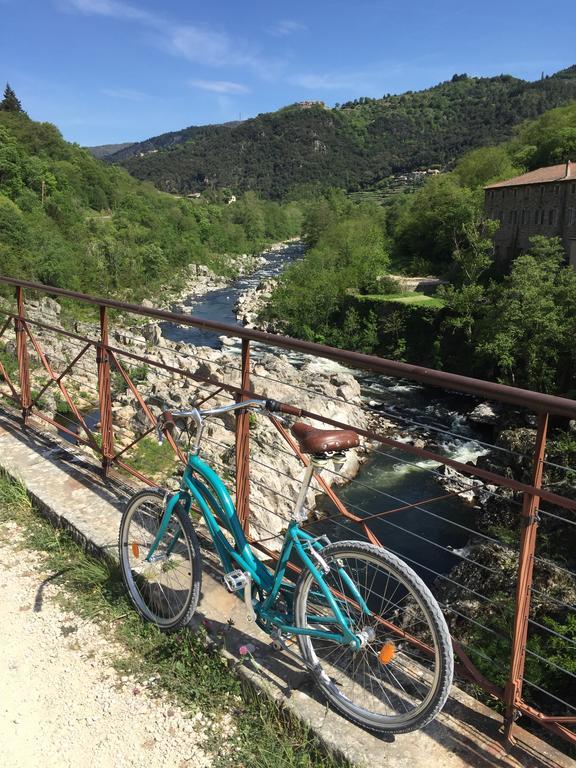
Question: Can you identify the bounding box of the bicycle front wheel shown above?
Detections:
[294,541,453,734]
[118,489,202,631]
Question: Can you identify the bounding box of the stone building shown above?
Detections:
[484,161,576,267]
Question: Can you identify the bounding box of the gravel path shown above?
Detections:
[0,521,213,768]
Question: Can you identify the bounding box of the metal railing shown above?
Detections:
[0,274,575,750]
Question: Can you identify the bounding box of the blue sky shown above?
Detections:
[1,0,575,146]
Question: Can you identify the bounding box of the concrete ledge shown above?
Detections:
[0,409,572,768]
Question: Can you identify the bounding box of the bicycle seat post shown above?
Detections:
[293,463,316,522]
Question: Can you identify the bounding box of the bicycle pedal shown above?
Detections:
[223,569,248,592]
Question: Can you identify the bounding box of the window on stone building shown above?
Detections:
[548,209,555,225]
[554,184,560,195]
[534,209,539,225]
[540,185,545,199]
[571,182,575,194]
[521,209,527,225]
[541,209,546,225]
[524,186,530,199]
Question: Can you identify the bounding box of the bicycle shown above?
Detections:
[118,398,454,734]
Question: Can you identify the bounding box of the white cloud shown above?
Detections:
[101,87,146,100]
[268,19,307,37]
[188,79,250,95]
[61,0,270,75]
[61,0,155,23]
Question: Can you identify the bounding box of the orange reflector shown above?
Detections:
[378,641,396,665]
[131,542,140,558]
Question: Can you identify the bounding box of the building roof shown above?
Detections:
[485,160,575,189]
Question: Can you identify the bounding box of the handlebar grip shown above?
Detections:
[265,399,302,417]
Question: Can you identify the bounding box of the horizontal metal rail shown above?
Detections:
[2,274,576,418]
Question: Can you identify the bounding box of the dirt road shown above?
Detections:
[0,521,213,768]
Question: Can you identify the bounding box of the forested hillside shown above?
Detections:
[116,66,576,199]
[104,121,243,163]
[0,110,301,298]
[265,100,576,395]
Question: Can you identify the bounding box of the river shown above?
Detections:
[160,242,486,585]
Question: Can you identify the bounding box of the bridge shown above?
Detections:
[0,275,574,767]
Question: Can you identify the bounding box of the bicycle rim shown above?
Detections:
[294,541,453,733]
[119,491,200,629]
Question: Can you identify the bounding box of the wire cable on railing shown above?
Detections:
[381,542,512,613]
[522,678,576,714]
[530,586,576,614]
[528,617,576,647]
[524,648,576,681]
[537,508,576,526]
[532,556,576,581]
[206,439,510,639]
[315,461,518,549]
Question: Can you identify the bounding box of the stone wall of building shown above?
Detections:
[484,179,576,265]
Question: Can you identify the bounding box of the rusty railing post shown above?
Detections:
[97,306,114,476]
[235,338,251,532]
[503,412,548,743]
[15,286,31,425]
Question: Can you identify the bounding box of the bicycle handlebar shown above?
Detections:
[156,398,302,443]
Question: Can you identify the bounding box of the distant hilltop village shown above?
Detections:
[484,160,576,267]
[294,100,326,109]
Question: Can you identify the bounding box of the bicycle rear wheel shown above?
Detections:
[294,540,453,734]
[119,489,202,631]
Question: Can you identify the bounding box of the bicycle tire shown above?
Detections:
[118,489,202,631]
[294,540,453,734]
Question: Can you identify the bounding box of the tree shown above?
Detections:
[0,83,24,112]
[476,237,573,391]
[451,217,499,287]
[393,175,480,273]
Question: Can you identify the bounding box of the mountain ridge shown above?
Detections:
[113,67,576,199]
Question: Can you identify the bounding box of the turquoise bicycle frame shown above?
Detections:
[146,453,371,648]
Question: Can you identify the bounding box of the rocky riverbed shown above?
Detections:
[0,275,379,545]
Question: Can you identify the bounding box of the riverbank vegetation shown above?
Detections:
[0,109,302,300]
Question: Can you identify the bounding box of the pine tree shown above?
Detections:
[0,83,24,112]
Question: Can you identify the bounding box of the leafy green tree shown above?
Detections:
[476,237,574,391]
[393,175,480,273]
[451,218,499,287]
[453,146,521,189]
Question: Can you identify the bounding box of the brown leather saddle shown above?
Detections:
[291,422,360,455]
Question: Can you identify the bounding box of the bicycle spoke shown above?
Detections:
[295,541,452,733]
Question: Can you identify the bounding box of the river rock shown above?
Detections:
[141,323,162,346]
[436,464,483,503]
[468,402,502,425]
